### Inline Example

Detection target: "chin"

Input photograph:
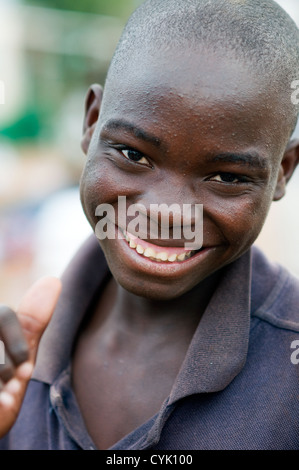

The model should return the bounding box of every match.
[113,268,203,301]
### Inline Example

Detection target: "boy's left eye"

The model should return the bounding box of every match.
[209,173,247,184]
[121,149,150,166]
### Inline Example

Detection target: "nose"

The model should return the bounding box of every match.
[134,184,202,230]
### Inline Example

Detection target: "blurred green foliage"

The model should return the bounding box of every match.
[0,111,40,141]
[1,0,142,144]
[23,0,141,17]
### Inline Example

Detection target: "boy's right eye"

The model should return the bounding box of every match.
[120,148,151,167]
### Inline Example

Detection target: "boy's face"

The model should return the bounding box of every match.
[80,48,299,300]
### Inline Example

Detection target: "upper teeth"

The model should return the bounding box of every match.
[124,231,192,262]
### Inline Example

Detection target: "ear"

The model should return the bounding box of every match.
[273,139,299,201]
[81,84,103,155]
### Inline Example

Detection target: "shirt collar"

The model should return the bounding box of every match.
[33,235,109,383]
[33,235,252,401]
[169,250,251,404]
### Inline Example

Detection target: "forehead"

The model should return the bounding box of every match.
[100,48,290,157]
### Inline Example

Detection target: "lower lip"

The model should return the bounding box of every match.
[113,226,218,278]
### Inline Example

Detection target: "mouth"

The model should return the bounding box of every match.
[102,223,221,282]
[121,229,202,263]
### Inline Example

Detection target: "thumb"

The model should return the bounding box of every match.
[17,277,62,363]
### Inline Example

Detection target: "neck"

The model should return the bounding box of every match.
[107,270,222,336]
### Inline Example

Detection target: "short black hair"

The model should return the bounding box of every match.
[106,0,299,135]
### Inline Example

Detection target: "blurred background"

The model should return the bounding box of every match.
[0,0,298,309]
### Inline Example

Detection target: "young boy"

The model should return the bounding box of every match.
[0,0,299,450]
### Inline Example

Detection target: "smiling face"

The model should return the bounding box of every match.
[80,47,297,300]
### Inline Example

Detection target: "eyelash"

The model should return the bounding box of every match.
[118,148,248,184]
[208,173,249,184]
[120,148,150,166]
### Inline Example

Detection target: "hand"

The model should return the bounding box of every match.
[0,277,61,439]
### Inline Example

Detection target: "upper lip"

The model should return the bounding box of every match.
[131,237,195,248]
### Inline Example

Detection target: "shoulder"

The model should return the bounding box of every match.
[251,245,299,332]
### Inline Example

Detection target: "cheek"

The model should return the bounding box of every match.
[210,191,273,249]
[80,159,125,227]
[80,160,111,230]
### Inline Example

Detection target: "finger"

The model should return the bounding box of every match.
[17,277,62,362]
[0,361,34,438]
[0,278,61,439]
[0,352,15,384]
[0,306,29,366]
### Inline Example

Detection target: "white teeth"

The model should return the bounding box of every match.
[124,231,193,263]
[156,252,168,261]
[129,239,137,249]
[136,245,144,255]
[144,248,156,258]
[177,251,192,261]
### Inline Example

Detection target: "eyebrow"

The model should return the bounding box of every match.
[102,120,269,170]
[102,119,162,147]
[212,152,269,170]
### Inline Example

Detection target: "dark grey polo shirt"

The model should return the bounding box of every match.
[0,235,299,450]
